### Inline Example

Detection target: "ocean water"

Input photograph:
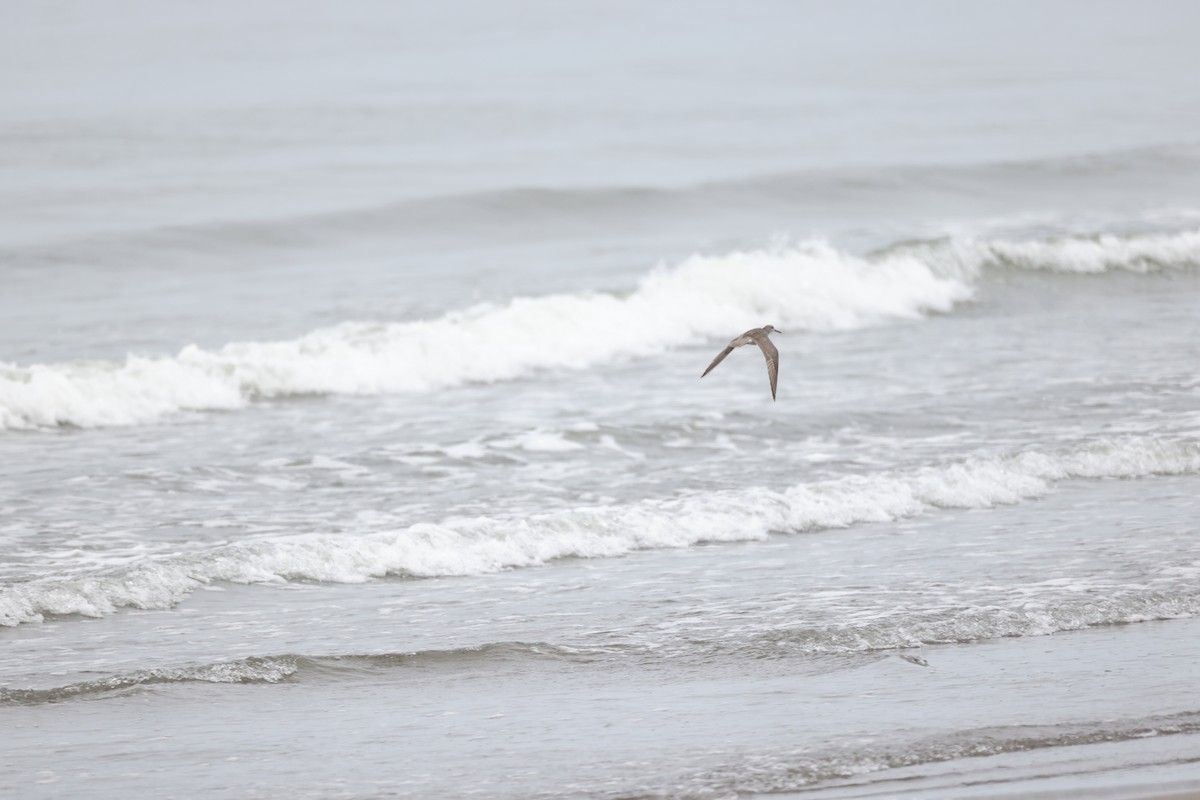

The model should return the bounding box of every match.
[4,2,1200,798]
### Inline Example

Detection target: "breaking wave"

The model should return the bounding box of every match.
[3,227,1198,431]
[3,434,1197,627]
[0,241,966,429]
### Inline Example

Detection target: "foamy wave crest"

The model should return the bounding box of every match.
[0,242,969,429]
[3,435,1197,627]
[914,228,1200,275]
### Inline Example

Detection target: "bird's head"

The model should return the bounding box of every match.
[763,325,782,334]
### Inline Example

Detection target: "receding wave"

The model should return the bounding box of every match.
[0,241,970,429]
[3,435,1197,627]
[682,711,1200,798]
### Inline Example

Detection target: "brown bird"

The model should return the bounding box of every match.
[700,325,782,400]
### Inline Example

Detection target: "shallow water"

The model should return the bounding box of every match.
[4,1,1200,798]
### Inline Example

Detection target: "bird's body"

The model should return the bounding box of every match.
[700,325,781,400]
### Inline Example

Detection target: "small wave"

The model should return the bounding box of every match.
[0,655,301,705]
[0,642,591,706]
[0,240,969,430]
[715,588,1200,659]
[901,228,1200,276]
[14,142,1200,260]
[3,435,1197,627]
[683,711,1200,798]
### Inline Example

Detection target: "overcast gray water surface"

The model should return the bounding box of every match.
[4,2,1200,798]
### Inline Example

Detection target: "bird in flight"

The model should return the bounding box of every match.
[700,325,782,400]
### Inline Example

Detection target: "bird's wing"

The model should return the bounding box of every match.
[755,336,779,400]
[701,346,735,378]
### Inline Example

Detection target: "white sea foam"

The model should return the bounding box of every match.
[494,430,584,453]
[0,241,967,430]
[2,435,1197,627]
[4,229,1196,431]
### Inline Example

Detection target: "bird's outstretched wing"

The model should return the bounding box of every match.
[701,346,735,378]
[755,336,779,400]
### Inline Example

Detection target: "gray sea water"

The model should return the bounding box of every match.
[4,2,1200,798]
